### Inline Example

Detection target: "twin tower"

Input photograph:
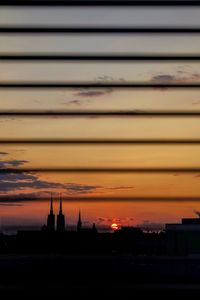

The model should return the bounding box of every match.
[47,194,83,232]
[47,194,66,232]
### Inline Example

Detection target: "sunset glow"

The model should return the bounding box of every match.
[111,223,119,230]
[0,5,200,233]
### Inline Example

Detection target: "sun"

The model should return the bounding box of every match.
[111,223,119,230]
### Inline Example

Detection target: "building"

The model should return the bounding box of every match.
[56,194,65,232]
[166,217,200,255]
[47,194,55,232]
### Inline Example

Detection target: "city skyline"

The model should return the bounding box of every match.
[1,194,200,234]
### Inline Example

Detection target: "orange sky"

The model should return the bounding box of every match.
[1,199,200,232]
[1,7,200,230]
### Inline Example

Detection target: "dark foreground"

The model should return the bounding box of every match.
[1,254,200,298]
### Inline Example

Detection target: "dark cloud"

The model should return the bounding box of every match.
[0,203,23,207]
[0,160,28,168]
[0,172,36,181]
[107,186,135,190]
[0,155,28,168]
[72,75,126,100]
[0,152,8,156]
[0,192,47,202]
[0,154,134,198]
[0,154,100,194]
[61,75,127,106]
[151,74,176,83]
[74,88,113,98]
[0,171,100,194]
[0,155,101,195]
[151,69,200,84]
[0,156,130,197]
[0,173,59,192]
[65,100,82,106]
[64,183,101,194]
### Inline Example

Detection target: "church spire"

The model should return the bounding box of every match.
[50,192,53,214]
[77,210,82,232]
[59,193,62,214]
[47,193,55,231]
[56,193,65,232]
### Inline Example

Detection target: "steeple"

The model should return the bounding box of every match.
[77,210,82,232]
[59,193,62,214]
[47,193,55,231]
[57,193,65,232]
[50,192,53,214]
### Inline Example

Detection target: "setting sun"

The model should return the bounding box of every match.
[111,223,119,230]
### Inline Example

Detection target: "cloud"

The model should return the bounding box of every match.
[0,154,28,168]
[0,154,100,194]
[0,155,133,197]
[0,203,23,207]
[64,183,101,194]
[0,160,28,168]
[0,192,47,202]
[97,217,113,224]
[61,75,127,106]
[192,100,200,105]
[71,75,126,101]
[95,75,125,82]
[150,67,200,84]
[96,217,134,225]
[0,155,98,195]
[74,88,113,98]
[0,152,8,156]
[65,100,82,106]
[0,171,101,194]
[107,186,135,190]
[0,173,58,192]
[0,153,135,198]
[151,74,176,83]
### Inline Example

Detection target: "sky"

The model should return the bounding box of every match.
[1,5,200,231]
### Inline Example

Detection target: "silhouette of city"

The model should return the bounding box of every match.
[1,195,200,297]
[0,194,200,257]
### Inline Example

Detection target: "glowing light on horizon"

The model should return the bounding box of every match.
[111,223,119,230]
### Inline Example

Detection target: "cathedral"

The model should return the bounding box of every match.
[46,194,96,233]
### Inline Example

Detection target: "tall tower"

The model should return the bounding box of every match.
[77,210,82,232]
[57,194,65,232]
[47,193,55,231]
